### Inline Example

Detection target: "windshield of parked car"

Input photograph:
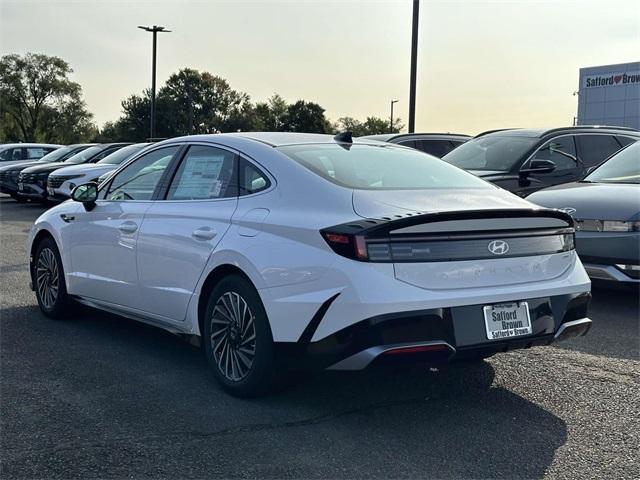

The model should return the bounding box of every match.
[63,146,103,164]
[97,143,148,165]
[33,146,78,163]
[585,141,639,184]
[443,135,538,171]
[277,144,492,190]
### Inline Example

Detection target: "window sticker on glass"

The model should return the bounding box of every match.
[171,154,225,199]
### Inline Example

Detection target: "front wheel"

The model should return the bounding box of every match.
[203,274,278,397]
[34,237,70,319]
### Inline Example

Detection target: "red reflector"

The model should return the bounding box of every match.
[325,233,350,244]
[383,344,448,355]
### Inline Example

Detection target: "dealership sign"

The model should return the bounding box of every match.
[584,71,640,88]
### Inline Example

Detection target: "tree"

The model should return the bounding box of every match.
[334,115,404,136]
[0,53,95,142]
[283,100,331,133]
[255,94,289,131]
[99,68,258,141]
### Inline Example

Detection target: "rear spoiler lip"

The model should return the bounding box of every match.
[323,208,575,238]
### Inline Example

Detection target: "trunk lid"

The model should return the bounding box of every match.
[352,188,532,219]
[348,189,575,289]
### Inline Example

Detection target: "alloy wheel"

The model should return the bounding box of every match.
[36,247,59,310]
[209,291,257,382]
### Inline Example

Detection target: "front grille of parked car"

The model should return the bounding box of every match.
[18,173,38,184]
[47,176,66,189]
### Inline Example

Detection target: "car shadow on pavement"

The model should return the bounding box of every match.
[1,304,568,479]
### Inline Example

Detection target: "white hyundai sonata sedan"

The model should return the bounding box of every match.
[27,132,592,396]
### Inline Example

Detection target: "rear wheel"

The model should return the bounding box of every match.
[34,237,70,319]
[203,274,278,397]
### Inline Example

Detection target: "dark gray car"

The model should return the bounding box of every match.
[527,141,639,285]
[359,133,470,157]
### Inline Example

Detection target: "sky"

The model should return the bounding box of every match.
[1,0,639,135]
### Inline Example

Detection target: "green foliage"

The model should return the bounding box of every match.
[334,115,404,136]
[283,100,331,133]
[0,53,95,143]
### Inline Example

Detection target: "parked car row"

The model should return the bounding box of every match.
[0,143,151,202]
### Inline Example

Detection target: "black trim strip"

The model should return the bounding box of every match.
[324,208,575,238]
[297,293,340,344]
[371,227,574,243]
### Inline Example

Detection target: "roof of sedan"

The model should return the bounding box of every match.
[176,132,385,147]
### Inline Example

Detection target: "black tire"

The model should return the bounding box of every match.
[33,237,70,319]
[10,194,26,203]
[203,274,278,397]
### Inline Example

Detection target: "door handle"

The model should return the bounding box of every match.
[118,221,138,234]
[192,227,217,240]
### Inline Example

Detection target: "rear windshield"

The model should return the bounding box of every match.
[443,135,538,171]
[277,144,492,190]
[97,143,148,165]
[586,141,639,184]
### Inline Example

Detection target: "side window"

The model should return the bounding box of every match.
[531,136,577,170]
[166,145,236,200]
[26,147,46,159]
[616,136,637,147]
[416,140,454,158]
[9,148,26,161]
[577,135,624,167]
[239,158,271,196]
[0,148,16,162]
[104,146,178,201]
[396,140,416,148]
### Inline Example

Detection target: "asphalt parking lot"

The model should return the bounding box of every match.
[1,195,638,479]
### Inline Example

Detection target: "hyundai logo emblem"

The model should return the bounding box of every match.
[559,207,576,215]
[488,240,509,255]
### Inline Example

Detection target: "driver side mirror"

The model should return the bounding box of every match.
[71,182,98,211]
[520,159,557,175]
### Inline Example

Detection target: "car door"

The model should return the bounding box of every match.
[66,146,179,308]
[135,144,238,321]
[518,136,581,195]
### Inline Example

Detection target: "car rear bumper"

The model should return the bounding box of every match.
[275,291,591,371]
[576,231,639,283]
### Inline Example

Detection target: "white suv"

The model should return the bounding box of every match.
[47,143,150,200]
[27,132,591,396]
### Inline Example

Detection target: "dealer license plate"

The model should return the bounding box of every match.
[483,302,532,340]
[18,182,24,191]
[47,187,55,196]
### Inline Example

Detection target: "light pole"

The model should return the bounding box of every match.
[390,99,399,133]
[408,0,419,133]
[138,25,171,140]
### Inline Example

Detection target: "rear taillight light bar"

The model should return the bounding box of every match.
[321,209,576,263]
